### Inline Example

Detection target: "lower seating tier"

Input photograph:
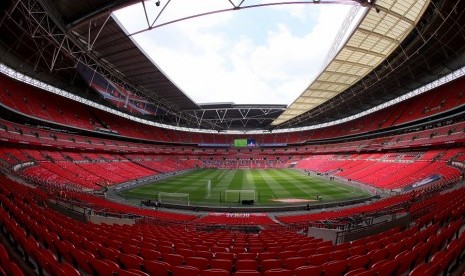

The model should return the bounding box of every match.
[1,175,465,276]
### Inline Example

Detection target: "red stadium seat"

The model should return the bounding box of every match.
[119,253,143,270]
[267,246,283,253]
[394,250,418,275]
[7,262,25,276]
[70,248,94,274]
[98,246,120,263]
[142,260,171,276]
[215,252,235,262]
[210,258,233,273]
[193,245,209,252]
[89,258,116,276]
[284,256,308,270]
[162,253,184,266]
[53,263,80,276]
[258,252,277,263]
[185,256,209,270]
[0,244,9,267]
[344,268,368,276]
[202,268,230,276]
[234,270,261,276]
[195,251,214,260]
[117,268,150,276]
[368,248,390,265]
[175,243,191,250]
[297,248,316,257]
[53,240,75,264]
[231,247,247,254]
[408,263,431,276]
[261,258,283,272]
[279,251,297,260]
[293,265,322,276]
[350,246,367,256]
[345,269,378,276]
[236,252,257,261]
[177,248,195,258]
[372,259,399,276]
[159,245,175,254]
[330,250,351,261]
[264,268,294,276]
[103,259,121,272]
[235,259,258,271]
[248,246,265,253]
[321,260,349,276]
[346,255,370,271]
[139,248,162,261]
[121,244,140,255]
[307,254,330,266]
[171,265,201,276]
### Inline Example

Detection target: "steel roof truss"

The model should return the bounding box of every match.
[238,109,250,119]
[87,14,111,51]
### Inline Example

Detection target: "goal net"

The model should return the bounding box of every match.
[224,190,256,203]
[157,192,190,205]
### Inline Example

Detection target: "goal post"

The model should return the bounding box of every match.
[157,192,190,205]
[224,190,256,203]
[207,179,211,198]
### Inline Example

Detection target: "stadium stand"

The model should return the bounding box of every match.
[1,175,465,275]
[3,0,465,275]
[294,150,463,189]
[3,72,465,145]
[2,125,463,276]
[276,193,412,224]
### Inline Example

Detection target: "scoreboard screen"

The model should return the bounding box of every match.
[234,138,256,147]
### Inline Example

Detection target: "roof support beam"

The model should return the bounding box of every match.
[87,13,111,51]
[314,79,351,86]
[297,95,337,101]
[322,70,364,78]
[332,59,373,70]
[356,28,399,44]
[345,45,386,59]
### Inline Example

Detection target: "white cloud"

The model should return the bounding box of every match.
[113,1,359,105]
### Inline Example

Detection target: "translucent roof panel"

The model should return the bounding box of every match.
[272,0,430,126]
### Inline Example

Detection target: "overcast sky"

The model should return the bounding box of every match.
[113,0,362,106]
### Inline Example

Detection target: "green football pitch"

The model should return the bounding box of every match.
[120,169,371,206]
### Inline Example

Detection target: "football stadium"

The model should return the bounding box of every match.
[1,0,465,275]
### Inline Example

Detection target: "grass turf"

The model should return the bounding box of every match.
[120,169,371,206]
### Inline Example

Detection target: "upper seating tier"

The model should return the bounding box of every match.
[2,72,465,144]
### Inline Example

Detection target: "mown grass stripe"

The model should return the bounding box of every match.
[121,168,370,205]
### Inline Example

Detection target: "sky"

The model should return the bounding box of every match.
[113,0,363,106]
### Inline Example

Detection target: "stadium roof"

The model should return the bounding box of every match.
[273,0,429,125]
[72,15,200,111]
[1,0,465,132]
[48,0,200,111]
